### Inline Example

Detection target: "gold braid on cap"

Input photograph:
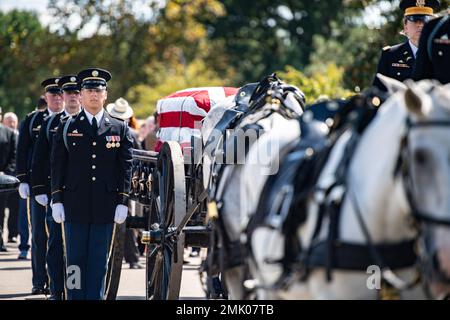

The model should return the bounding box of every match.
[405,7,434,16]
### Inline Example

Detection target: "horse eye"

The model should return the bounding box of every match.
[414,149,428,166]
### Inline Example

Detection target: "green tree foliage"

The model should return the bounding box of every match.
[277,64,353,105]
[0,10,58,118]
[204,0,348,83]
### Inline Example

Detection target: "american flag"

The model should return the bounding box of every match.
[155,87,238,152]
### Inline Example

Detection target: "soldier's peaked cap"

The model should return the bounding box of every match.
[59,75,80,92]
[78,68,111,90]
[41,77,62,94]
[400,0,440,16]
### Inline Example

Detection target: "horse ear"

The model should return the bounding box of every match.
[377,73,406,93]
[404,81,428,117]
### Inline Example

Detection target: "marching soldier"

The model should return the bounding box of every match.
[373,0,440,91]
[30,75,82,300]
[412,10,450,84]
[50,68,133,300]
[16,77,64,295]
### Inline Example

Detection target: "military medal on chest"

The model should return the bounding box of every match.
[106,135,121,148]
[106,136,112,148]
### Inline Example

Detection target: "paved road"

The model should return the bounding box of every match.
[0,241,206,300]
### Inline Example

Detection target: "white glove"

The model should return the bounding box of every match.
[18,183,30,199]
[51,203,65,224]
[114,204,128,224]
[35,194,48,207]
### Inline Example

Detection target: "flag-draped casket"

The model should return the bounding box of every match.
[155,87,238,152]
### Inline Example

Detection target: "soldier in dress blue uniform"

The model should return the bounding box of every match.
[50,68,133,300]
[30,75,82,300]
[412,10,450,84]
[373,0,440,91]
[16,77,64,295]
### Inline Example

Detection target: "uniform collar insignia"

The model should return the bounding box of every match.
[441,34,449,40]
[72,129,78,133]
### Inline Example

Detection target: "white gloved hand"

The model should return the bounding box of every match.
[114,204,128,224]
[35,194,48,207]
[18,183,30,199]
[51,203,65,224]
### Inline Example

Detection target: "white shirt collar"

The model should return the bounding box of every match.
[409,41,418,58]
[84,108,104,125]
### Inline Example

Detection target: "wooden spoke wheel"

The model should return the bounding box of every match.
[146,142,186,300]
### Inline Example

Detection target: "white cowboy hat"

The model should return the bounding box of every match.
[106,97,134,120]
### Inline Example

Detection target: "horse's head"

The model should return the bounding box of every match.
[381,74,450,298]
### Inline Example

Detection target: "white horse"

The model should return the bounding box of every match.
[201,77,305,299]
[242,77,450,299]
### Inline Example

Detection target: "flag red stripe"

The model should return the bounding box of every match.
[159,112,205,129]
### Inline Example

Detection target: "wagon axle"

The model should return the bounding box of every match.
[141,227,178,245]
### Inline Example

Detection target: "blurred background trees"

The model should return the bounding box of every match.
[1,0,449,119]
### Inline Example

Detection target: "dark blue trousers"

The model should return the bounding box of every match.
[46,206,65,296]
[18,198,30,252]
[64,222,114,300]
[30,200,65,295]
[30,199,48,289]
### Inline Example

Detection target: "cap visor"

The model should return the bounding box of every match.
[82,84,106,90]
[62,86,80,92]
[46,88,62,94]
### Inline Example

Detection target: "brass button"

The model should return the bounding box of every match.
[397,72,401,76]
[92,142,97,146]
[92,177,96,181]
[438,51,443,56]
[92,154,96,159]
[92,165,96,170]
[73,143,76,146]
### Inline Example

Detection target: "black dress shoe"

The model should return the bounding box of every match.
[48,294,63,300]
[31,287,50,295]
[31,287,45,295]
[129,262,144,269]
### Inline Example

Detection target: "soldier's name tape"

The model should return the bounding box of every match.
[391,63,410,68]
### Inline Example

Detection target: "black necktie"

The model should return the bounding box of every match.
[92,117,98,136]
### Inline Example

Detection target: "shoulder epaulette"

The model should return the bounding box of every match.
[383,46,391,51]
